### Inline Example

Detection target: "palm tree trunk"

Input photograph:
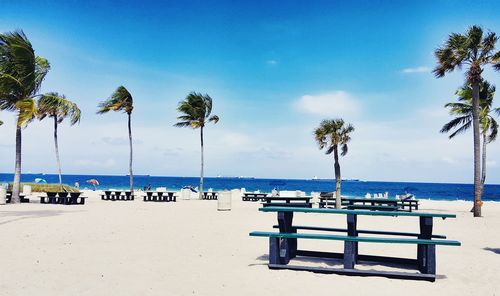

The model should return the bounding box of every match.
[11,125,22,204]
[54,116,63,191]
[128,113,134,194]
[333,145,341,209]
[471,82,482,217]
[481,132,487,185]
[199,126,204,200]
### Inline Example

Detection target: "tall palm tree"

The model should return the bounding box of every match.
[0,30,50,203]
[97,86,134,193]
[314,119,354,209]
[434,25,500,217]
[441,80,499,188]
[174,92,219,199]
[38,93,81,190]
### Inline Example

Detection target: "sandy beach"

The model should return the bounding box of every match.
[0,191,499,296]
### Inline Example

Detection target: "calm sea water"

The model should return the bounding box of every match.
[1,173,499,201]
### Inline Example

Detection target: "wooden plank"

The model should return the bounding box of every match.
[268,264,436,282]
[249,231,461,246]
[259,206,456,218]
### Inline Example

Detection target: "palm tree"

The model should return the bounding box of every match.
[174,92,219,199]
[434,25,500,217]
[314,119,354,209]
[441,80,499,189]
[0,30,50,203]
[38,93,81,190]
[97,86,134,193]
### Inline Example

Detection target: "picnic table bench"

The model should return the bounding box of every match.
[40,192,87,205]
[319,197,419,212]
[143,191,176,202]
[262,196,312,208]
[101,191,135,201]
[242,193,268,202]
[5,191,29,203]
[202,192,218,200]
[250,206,460,281]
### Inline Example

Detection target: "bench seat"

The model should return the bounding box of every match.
[249,231,460,246]
[272,225,447,239]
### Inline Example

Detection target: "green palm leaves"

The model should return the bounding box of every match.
[314,119,354,156]
[38,92,81,124]
[434,25,500,82]
[174,92,219,128]
[441,81,498,142]
[97,86,133,115]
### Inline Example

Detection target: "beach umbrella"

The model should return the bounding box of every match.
[34,178,47,184]
[86,179,99,191]
[86,179,99,186]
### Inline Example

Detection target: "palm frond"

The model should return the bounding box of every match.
[175,92,219,129]
[38,92,81,125]
[97,86,133,114]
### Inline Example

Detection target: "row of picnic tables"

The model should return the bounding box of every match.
[242,193,419,212]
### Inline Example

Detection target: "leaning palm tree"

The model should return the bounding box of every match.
[38,93,81,190]
[434,25,500,217]
[0,30,50,203]
[97,86,134,193]
[441,80,499,188]
[314,119,354,209]
[174,92,219,199]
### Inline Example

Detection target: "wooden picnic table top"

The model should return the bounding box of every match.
[259,206,456,219]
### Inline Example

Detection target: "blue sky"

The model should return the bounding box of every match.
[1,1,500,183]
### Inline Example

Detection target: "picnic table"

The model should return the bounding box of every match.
[40,192,87,205]
[319,197,419,212]
[101,190,135,201]
[263,196,312,208]
[5,191,29,203]
[250,206,460,281]
[143,191,176,202]
[202,192,218,200]
[242,192,268,202]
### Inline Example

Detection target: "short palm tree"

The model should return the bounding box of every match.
[434,25,500,217]
[174,92,219,199]
[97,86,134,193]
[314,119,354,209]
[0,30,50,203]
[38,93,81,190]
[441,80,499,187]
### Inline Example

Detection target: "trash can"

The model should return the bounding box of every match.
[311,192,320,208]
[0,188,6,205]
[218,190,231,211]
[23,185,32,195]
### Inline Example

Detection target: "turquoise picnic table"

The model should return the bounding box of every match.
[250,206,460,281]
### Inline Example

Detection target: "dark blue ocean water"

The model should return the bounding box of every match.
[1,173,499,201]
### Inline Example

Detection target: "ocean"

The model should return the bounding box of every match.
[1,173,499,201]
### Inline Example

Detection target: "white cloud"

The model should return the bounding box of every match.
[294,91,361,118]
[401,66,431,74]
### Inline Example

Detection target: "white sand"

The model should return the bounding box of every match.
[0,191,499,296]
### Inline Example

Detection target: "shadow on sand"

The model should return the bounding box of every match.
[0,210,82,226]
[484,247,500,255]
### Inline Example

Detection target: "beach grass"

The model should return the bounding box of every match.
[7,182,78,192]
